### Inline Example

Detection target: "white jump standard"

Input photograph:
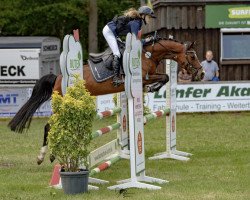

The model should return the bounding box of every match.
[108,33,168,190]
[149,60,192,161]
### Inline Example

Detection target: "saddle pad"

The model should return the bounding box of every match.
[88,59,114,82]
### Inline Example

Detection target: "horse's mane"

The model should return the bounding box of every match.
[143,36,195,52]
[143,37,184,47]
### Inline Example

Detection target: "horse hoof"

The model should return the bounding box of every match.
[50,155,56,163]
[145,86,152,93]
[37,158,43,165]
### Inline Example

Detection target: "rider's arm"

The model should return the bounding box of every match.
[129,20,153,44]
[129,20,142,38]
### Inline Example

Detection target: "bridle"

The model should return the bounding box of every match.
[142,39,203,80]
[185,50,203,80]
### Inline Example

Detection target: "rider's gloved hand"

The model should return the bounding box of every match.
[144,36,154,43]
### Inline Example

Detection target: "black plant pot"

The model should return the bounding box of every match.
[60,170,89,194]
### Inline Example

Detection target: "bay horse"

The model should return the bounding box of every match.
[8,38,204,164]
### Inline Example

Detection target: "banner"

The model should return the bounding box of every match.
[146,82,250,112]
[0,87,52,117]
[206,5,250,28]
[97,82,250,113]
[0,49,40,84]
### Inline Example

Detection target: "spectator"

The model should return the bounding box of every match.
[178,68,192,83]
[201,50,219,81]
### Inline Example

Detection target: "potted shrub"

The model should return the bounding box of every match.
[48,76,96,194]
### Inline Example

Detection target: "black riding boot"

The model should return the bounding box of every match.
[112,56,123,87]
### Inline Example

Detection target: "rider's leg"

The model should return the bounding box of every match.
[112,55,124,87]
[103,25,123,86]
[102,25,121,58]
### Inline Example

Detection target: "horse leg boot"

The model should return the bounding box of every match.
[145,82,164,93]
[112,55,123,87]
[143,74,169,92]
[37,123,50,165]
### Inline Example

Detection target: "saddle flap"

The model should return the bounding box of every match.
[89,48,113,63]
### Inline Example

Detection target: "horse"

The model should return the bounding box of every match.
[8,37,204,164]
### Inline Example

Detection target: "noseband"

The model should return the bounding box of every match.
[185,50,203,80]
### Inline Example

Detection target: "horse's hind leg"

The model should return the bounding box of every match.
[37,123,50,165]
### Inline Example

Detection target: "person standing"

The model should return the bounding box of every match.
[201,50,219,81]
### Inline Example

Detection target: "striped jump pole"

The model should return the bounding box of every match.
[91,122,121,139]
[96,107,122,119]
[89,155,121,177]
[144,108,170,124]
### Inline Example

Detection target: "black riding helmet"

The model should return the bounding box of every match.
[138,6,156,18]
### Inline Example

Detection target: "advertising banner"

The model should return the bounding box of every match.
[206,5,250,28]
[97,82,250,113]
[0,87,52,117]
[0,49,40,84]
[96,94,115,112]
[146,82,250,112]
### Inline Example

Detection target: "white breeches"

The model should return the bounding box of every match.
[102,25,121,58]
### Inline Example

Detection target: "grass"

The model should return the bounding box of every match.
[0,112,249,200]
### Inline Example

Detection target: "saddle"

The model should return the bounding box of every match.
[88,40,125,82]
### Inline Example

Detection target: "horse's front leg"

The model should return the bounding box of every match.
[143,74,169,93]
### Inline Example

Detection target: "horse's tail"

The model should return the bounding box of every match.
[8,74,57,133]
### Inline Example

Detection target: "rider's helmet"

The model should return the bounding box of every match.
[138,6,156,18]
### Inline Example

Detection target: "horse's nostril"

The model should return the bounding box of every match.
[201,72,205,79]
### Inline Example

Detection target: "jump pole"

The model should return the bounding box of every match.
[108,33,168,190]
[148,59,192,161]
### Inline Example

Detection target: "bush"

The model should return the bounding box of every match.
[48,76,96,172]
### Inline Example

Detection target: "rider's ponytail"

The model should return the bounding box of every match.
[123,8,140,19]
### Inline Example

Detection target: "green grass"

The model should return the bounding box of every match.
[0,112,250,200]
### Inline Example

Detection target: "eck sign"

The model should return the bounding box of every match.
[0,49,40,84]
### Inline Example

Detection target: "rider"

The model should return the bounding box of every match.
[102,6,156,87]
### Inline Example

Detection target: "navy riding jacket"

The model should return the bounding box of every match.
[107,19,142,38]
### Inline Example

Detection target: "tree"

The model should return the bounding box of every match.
[88,0,98,53]
[0,0,140,58]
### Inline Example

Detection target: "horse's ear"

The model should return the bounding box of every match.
[189,41,196,49]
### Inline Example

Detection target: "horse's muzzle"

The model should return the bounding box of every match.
[194,69,205,81]
[200,70,205,80]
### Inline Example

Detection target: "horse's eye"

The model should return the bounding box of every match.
[191,55,195,60]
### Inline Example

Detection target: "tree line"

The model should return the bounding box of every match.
[0,0,140,60]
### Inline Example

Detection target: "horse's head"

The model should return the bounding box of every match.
[180,41,205,81]
[143,37,204,81]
